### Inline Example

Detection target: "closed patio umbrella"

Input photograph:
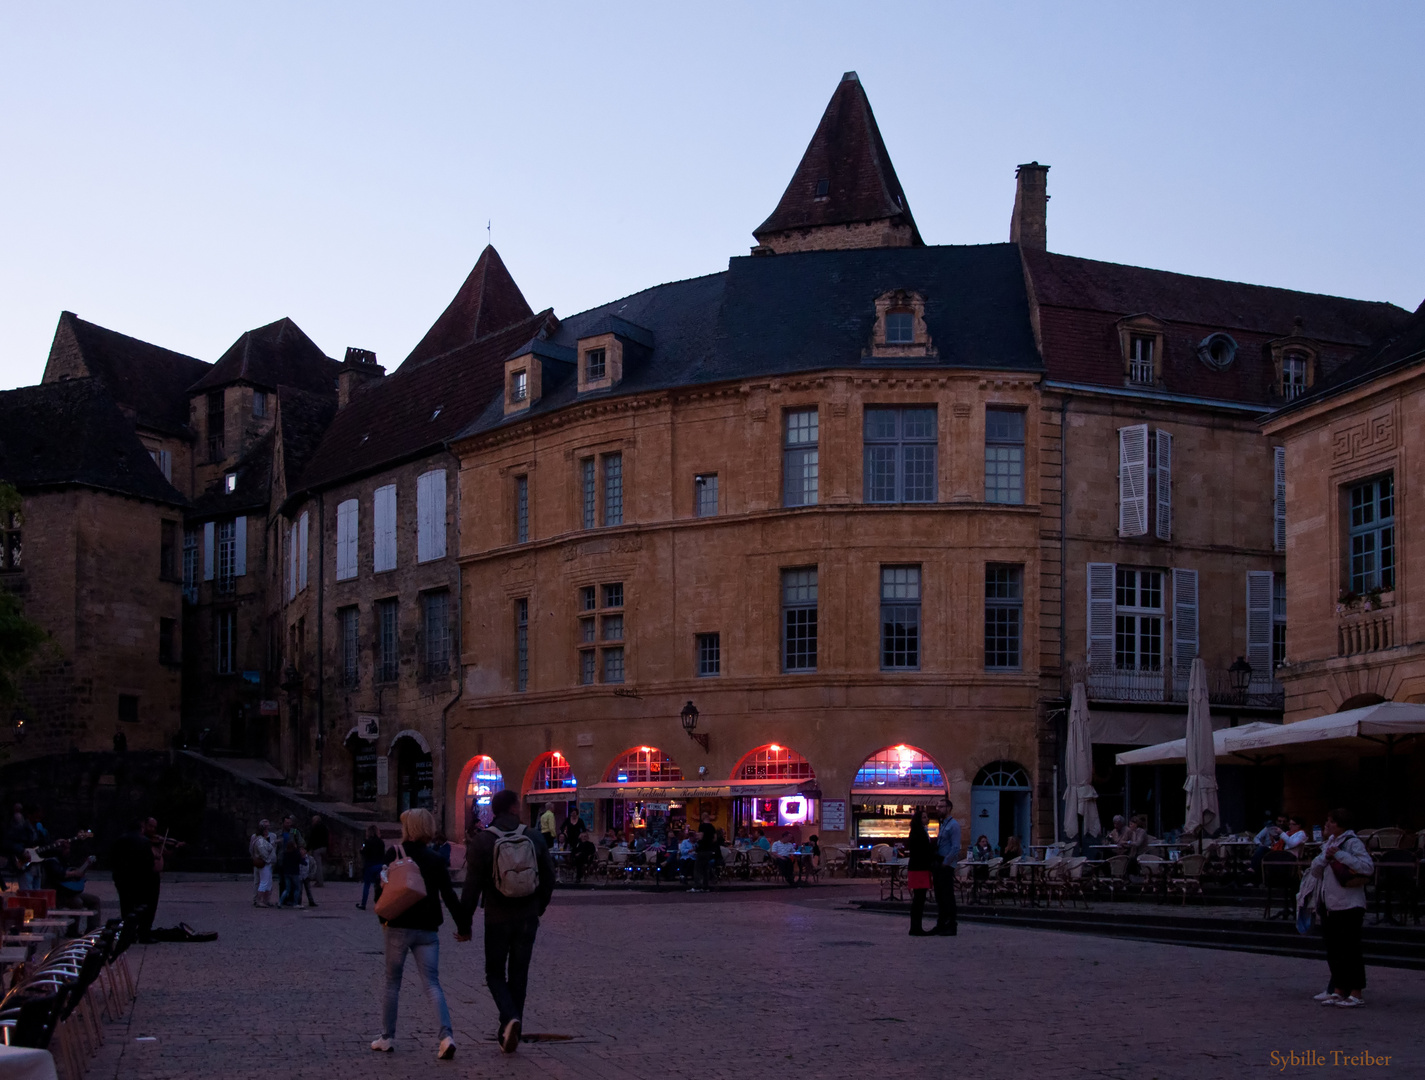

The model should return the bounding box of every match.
[1062,681,1101,839]
[1182,657,1218,842]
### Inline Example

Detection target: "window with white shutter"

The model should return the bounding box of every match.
[149,448,172,482]
[1245,570,1274,683]
[417,470,447,563]
[1118,425,1149,537]
[286,523,297,601]
[374,484,397,572]
[1154,429,1172,540]
[234,515,247,577]
[1086,562,1116,675]
[203,522,215,581]
[297,511,309,590]
[336,499,358,581]
[1171,568,1199,687]
[1273,447,1286,553]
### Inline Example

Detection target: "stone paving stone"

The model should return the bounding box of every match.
[83,880,1422,1079]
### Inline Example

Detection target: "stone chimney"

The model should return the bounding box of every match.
[1010,162,1049,251]
[338,347,384,408]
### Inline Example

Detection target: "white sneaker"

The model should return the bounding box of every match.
[1334,996,1366,1008]
[1312,991,1338,1002]
[371,1036,394,1052]
[437,1036,456,1060]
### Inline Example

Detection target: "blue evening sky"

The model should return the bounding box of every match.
[1,3,1421,388]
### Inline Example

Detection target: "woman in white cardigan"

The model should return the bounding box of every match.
[1308,808,1374,1007]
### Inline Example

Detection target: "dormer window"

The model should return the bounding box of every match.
[1116,314,1165,386]
[1268,335,1317,400]
[586,349,606,381]
[815,178,830,198]
[1128,335,1155,385]
[511,371,528,403]
[1197,333,1238,370]
[1282,351,1309,399]
[224,472,237,494]
[885,311,914,344]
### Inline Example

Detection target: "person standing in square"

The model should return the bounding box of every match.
[931,799,961,936]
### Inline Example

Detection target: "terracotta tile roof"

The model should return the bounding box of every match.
[754,72,921,244]
[0,378,185,505]
[1024,249,1410,405]
[298,310,554,491]
[43,311,210,436]
[189,317,341,396]
[401,246,535,368]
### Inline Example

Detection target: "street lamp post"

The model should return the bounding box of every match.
[681,700,709,753]
[1229,656,1253,705]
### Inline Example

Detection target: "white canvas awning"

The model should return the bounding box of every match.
[1116,722,1279,766]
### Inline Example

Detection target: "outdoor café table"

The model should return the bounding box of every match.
[844,847,873,878]
[878,859,909,902]
[3,932,47,957]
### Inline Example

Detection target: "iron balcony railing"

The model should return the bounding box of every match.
[1066,663,1284,710]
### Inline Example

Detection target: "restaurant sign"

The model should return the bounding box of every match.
[821,800,846,832]
[259,700,280,716]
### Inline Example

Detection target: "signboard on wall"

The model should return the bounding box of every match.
[259,700,279,716]
[821,800,847,832]
[579,802,596,832]
[376,755,389,796]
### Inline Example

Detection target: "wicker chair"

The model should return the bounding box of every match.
[1099,854,1131,900]
[1370,827,1406,851]
[1167,854,1207,904]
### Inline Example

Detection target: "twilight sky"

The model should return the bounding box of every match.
[1,3,1422,389]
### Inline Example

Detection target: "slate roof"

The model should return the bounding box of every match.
[275,387,338,492]
[44,311,210,436]
[190,317,341,396]
[755,72,921,244]
[402,246,535,368]
[1273,296,1425,415]
[298,309,555,492]
[189,429,274,518]
[1024,249,1411,405]
[0,379,185,505]
[462,242,1042,438]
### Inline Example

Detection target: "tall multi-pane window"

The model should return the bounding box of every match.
[985,408,1026,504]
[864,408,937,503]
[601,582,624,682]
[423,591,450,677]
[515,598,529,692]
[984,565,1024,669]
[376,599,399,683]
[1282,352,1309,399]
[602,647,625,684]
[215,610,236,674]
[182,528,198,603]
[880,566,921,670]
[696,632,721,677]
[783,410,819,507]
[216,520,236,595]
[207,390,225,462]
[695,474,718,518]
[603,453,623,526]
[1272,573,1287,672]
[581,459,596,529]
[339,606,359,688]
[1128,335,1155,384]
[579,650,596,686]
[515,475,529,544]
[1348,475,1394,593]
[781,568,818,672]
[585,348,606,381]
[1115,568,1164,672]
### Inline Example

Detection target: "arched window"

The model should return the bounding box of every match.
[973,761,1031,789]
[735,744,815,782]
[606,747,682,784]
[853,745,944,789]
[465,755,504,804]
[533,751,578,791]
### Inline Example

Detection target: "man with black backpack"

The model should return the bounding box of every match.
[460,789,554,1054]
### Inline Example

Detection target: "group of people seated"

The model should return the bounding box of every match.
[1249,813,1311,873]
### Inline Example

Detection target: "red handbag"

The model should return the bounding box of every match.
[907,870,932,890]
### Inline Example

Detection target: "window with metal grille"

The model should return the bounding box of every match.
[515,598,529,692]
[984,408,1026,504]
[376,599,399,683]
[535,751,577,790]
[339,606,359,688]
[215,610,236,674]
[1128,335,1155,384]
[863,408,937,503]
[880,566,921,670]
[884,310,914,344]
[216,520,236,595]
[580,458,596,529]
[1348,475,1394,593]
[602,646,625,684]
[1282,352,1309,399]
[783,409,819,507]
[695,474,718,517]
[1114,567,1163,672]
[585,348,606,381]
[984,564,1023,669]
[602,453,623,526]
[511,369,528,402]
[782,568,818,672]
[606,747,683,783]
[853,745,943,789]
[1272,573,1286,671]
[696,632,720,677]
[737,744,814,780]
[207,390,225,462]
[515,475,529,543]
[423,591,450,678]
[182,529,197,602]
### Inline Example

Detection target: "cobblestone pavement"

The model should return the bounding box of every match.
[85,880,1422,1079]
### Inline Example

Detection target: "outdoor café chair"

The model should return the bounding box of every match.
[1260,851,1301,919]
[1371,850,1420,926]
[746,847,770,880]
[1167,854,1206,904]
[1098,855,1131,900]
[822,849,847,878]
[1370,827,1406,852]
[1137,855,1169,902]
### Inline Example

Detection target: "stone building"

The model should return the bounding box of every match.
[1262,299,1425,825]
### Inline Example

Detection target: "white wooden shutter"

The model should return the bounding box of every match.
[1273,446,1286,553]
[298,511,309,590]
[1118,424,1149,537]
[150,448,172,482]
[203,521,215,581]
[1087,562,1116,674]
[1154,429,1172,540]
[416,469,447,563]
[286,525,296,601]
[1246,571,1274,680]
[1172,568,1199,684]
[234,515,247,577]
[336,499,358,581]
[374,484,397,572]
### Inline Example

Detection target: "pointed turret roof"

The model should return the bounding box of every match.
[402,245,534,368]
[754,72,922,246]
[189,317,340,396]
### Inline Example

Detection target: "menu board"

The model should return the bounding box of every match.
[821,800,846,832]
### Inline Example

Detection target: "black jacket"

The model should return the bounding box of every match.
[379,840,471,935]
[360,837,386,869]
[907,818,935,873]
[461,815,555,924]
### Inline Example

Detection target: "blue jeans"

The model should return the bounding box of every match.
[279,872,300,906]
[381,926,452,1040]
[484,916,539,1026]
[360,864,383,907]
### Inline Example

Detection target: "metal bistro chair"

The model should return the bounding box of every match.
[1260,851,1302,920]
[1370,827,1406,852]
[746,847,770,881]
[1098,855,1131,901]
[1137,855,1169,902]
[1371,850,1421,926]
[1168,854,1207,904]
